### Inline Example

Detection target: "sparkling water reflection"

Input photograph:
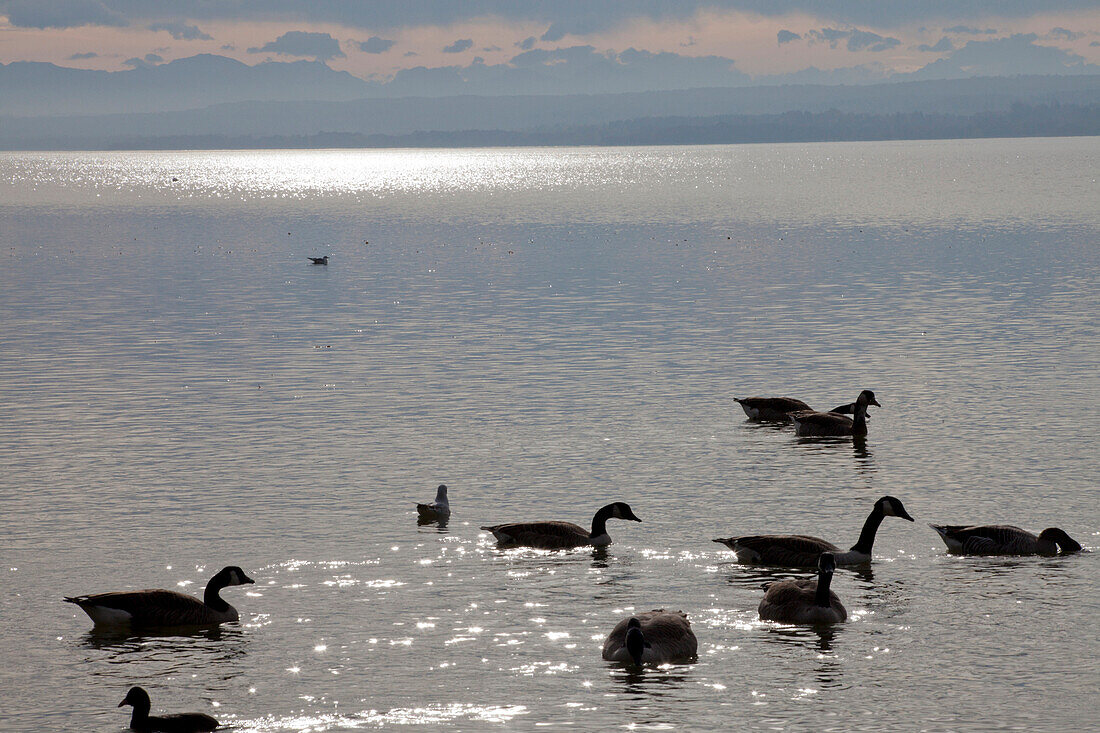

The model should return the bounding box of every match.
[0,140,1097,730]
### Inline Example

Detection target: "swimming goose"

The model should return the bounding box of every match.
[602,610,698,666]
[480,502,641,549]
[788,389,880,437]
[929,524,1082,556]
[65,566,254,628]
[713,495,914,566]
[307,256,329,265]
[758,553,847,624]
[118,686,219,732]
[416,484,451,521]
[734,396,856,422]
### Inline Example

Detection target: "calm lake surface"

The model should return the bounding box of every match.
[1,139,1098,731]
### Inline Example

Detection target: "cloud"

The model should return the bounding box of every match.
[944,25,997,35]
[248,31,345,61]
[1,0,126,29]
[808,28,900,52]
[68,51,99,60]
[149,21,212,41]
[1048,27,1084,41]
[1092,41,1100,47]
[777,30,801,45]
[443,38,474,53]
[916,37,954,53]
[123,53,164,69]
[354,36,395,54]
[221,44,236,51]
[516,36,537,50]
[540,24,568,42]
[910,32,1099,79]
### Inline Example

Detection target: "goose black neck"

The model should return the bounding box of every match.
[129,700,150,729]
[849,505,885,555]
[204,577,230,612]
[625,627,646,665]
[814,570,834,608]
[590,505,615,538]
[851,401,869,435]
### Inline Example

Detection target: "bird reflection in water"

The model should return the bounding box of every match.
[609,663,693,698]
[418,515,450,531]
[79,625,249,674]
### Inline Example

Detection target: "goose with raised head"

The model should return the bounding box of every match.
[602,610,698,666]
[65,566,254,628]
[929,524,1082,556]
[788,389,880,437]
[759,553,847,624]
[417,484,451,521]
[734,396,856,423]
[713,495,914,567]
[118,686,219,732]
[480,502,642,550]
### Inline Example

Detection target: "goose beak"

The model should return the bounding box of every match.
[242,574,255,584]
[118,699,128,708]
[870,397,881,407]
[898,507,914,522]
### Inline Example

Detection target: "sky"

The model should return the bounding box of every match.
[1,1,1098,87]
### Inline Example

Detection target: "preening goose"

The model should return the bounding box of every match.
[734,397,856,423]
[758,553,847,624]
[929,524,1082,556]
[417,484,451,521]
[118,686,219,732]
[713,495,914,566]
[480,502,642,550]
[788,389,880,437]
[307,256,329,265]
[65,566,254,628]
[602,610,698,666]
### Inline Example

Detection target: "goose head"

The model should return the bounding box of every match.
[876,496,914,522]
[624,618,647,666]
[610,502,642,522]
[856,390,881,408]
[818,552,837,575]
[119,686,151,710]
[214,566,255,587]
[1038,528,1082,553]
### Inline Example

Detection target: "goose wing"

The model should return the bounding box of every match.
[480,521,589,549]
[735,397,811,421]
[65,589,224,627]
[149,712,220,732]
[717,534,839,566]
[789,410,854,436]
[930,524,1037,555]
[759,579,846,623]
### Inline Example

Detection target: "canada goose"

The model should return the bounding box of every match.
[307,256,329,265]
[788,389,880,437]
[602,610,698,666]
[65,566,254,628]
[480,502,641,550]
[929,524,1082,556]
[416,484,451,521]
[758,553,847,624]
[714,495,914,566]
[734,396,856,422]
[118,686,219,732]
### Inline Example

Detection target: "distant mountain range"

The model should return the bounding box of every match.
[1,54,1098,150]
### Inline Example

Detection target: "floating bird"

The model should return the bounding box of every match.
[118,686,219,732]
[788,389,880,437]
[928,524,1082,556]
[65,566,254,628]
[601,610,698,666]
[758,552,847,624]
[481,502,641,550]
[734,396,855,422]
[714,495,914,566]
[307,256,329,265]
[417,484,451,521]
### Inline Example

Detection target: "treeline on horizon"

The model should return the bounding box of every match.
[19,102,1100,151]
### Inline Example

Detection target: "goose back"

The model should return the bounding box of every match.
[480,520,590,549]
[601,610,698,664]
[713,534,839,566]
[735,397,811,422]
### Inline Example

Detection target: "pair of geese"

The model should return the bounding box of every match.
[735,389,879,436]
[67,497,1081,730]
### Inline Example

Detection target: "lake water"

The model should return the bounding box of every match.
[1,139,1098,731]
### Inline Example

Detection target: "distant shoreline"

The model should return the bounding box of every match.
[2,103,1097,152]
